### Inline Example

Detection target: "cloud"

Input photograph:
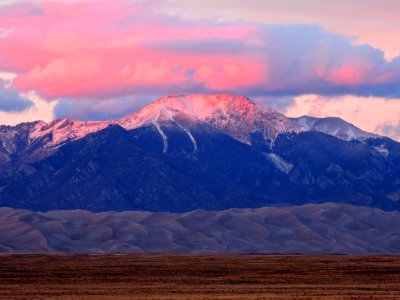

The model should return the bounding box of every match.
[0,0,20,5]
[0,91,57,125]
[54,95,155,120]
[0,72,33,112]
[0,88,33,112]
[376,123,400,141]
[254,96,295,113]
[165,0,400,60]
[0,0,398,101]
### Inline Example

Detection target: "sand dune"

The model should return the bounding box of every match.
[0,203,399,254]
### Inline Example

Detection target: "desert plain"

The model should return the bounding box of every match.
[0,254,400,299]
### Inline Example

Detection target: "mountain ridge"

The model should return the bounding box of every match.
[1,94,398,213]
[0,94,382,153]
[290,115,378,141]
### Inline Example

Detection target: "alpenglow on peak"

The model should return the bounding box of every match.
[119,94,303,143]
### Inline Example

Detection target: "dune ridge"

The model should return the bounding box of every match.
[1,203,399,254]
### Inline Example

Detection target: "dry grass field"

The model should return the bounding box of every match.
[0,254,400,299]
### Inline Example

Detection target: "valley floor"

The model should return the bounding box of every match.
[0,254,400,299]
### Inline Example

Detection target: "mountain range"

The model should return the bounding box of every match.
[1,94,399,212]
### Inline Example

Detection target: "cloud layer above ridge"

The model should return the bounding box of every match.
[0,0,399,101]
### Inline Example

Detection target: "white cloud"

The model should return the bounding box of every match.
[0,71,15,88]
[0,91,57,125]
[0,71,56,124]
[0,0,21,5]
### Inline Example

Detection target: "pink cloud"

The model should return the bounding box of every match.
[194,61,266,90]
[327,63,371,86]
[0,0,399,101]
[0,1,265,98]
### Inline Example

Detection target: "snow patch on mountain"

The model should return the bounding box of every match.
[152,120,168,153]
[374,144,389,157]
[266,153,293,173]
[173,119,198,152]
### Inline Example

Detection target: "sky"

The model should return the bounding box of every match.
[0,0,400,140]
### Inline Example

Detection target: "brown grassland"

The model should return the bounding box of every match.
[0,254,399,299]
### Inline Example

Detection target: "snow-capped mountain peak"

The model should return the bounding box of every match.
[29,118,112,148]
[291,116,378,141]
[119,94,303,143]
[119,94,256,126]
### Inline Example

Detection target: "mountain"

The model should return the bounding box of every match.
[0,94,301,176]
[291,115,378,141]
[1,94,400,212]
[0,94,379,165]
[1,203,399,254]
[118,94,303,145]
